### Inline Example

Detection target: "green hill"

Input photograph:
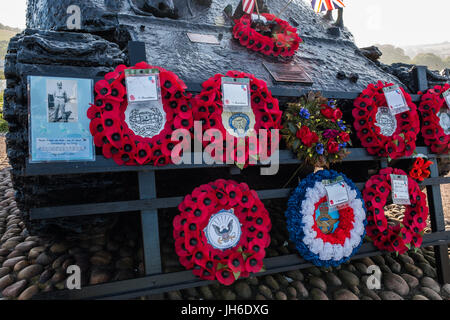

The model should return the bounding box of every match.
[0,23,22,61]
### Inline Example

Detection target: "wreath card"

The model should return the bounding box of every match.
[28,76,95,163]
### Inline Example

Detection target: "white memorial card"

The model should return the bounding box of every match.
[391,174,411,205]
[383,85,409,115]
[323,176,349,208]
[222,77,250,112]
[443,88,450,108]
[125,69,159,102]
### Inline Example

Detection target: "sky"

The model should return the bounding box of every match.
[0,0,449,48]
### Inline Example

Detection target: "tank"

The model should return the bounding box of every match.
[4,0,450,235]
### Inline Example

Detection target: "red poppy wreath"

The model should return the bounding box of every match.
[363,168,429,254]
[87,62,193,166]
[173,179,271,285]
[418,84,450,154]
[353,81,420,160]
[232,13,302,58]
[193,70,282,168]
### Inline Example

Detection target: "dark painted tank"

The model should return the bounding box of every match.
[4,0,450,234]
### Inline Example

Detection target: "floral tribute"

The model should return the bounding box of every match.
[232,13,302,58]
[409,157,433,182]
[285,170,367,267]
[418,84,450,154]
[173,179,271,285]
[282,92,352,167]
[363,167,429,254]
[193,70,282,168]
[353,81,420,160]
[87,62,193,166]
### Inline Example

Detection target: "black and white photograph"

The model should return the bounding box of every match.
[46,78,78,123]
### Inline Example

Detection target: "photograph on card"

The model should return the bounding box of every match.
[47,78,78,123]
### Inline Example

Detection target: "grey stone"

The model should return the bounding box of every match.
[221,288,236,300]
[441,284,450,300]
[255,294,266,300]
[338,270,360,287]
[6,250,23,259]
[420,287,443,300]
[15,241,37,252]
[36,252,53,266]
[310,288,328,300]
[234,281,252,299]
[412,295,428,300]
[13,260,29,272]
[401,273,419,289]
[258,285,273,300]
[420,276,440,293]
[264,275,280,291]
[50,270,66,284]
[90,251,112,266]
[361,296,373,300]
[89,268,110,285]
[404,263,423,278]
[334,288,359,300]
[382,273,409,296]
[18,284,39,300]
[0,267,10,278]
[199,286,214,300]
[418,263,437,278]
[167,290,183,300]
[17,264,44,280]
[50,242,69,254]
[286,286,297,299]
[309,276,327,291]
[379,291,404,300]
[398,254,414,265]
[291,281,308,298]
[2,280,27,298]
[372,255,385,265]
[275,291,287,300]
[306,267,322,277]
[324,272,342,287]
[39,269,54,284]
[2,256,26,268]
[285,270,304,281]
[354,262,368,275]
[28,246,45,259]
[0,275,14,291]
[360,286,381,300]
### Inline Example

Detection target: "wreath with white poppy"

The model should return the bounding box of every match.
[418,84,450,154]
[193,70,282,168]
[87,62,194,166]
[173,179,271,285]
[285,170,367,267]
[352,81,420,160]
[233,13,302,58]
[363,167,429,254]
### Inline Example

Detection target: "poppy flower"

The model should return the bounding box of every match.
[327,140,340,154]
[244,256,263,273]
[228,252,245,273]
[94,80,112,98]
[216,268,235,286]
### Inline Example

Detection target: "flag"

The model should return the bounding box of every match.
[311,0,345,13]
[242,0,256,14]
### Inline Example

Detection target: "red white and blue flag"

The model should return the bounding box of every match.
[311,0,345,13]
[242,0,256,14]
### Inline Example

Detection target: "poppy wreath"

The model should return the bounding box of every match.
[353,81,420,160]
[282,92,352,168]
[418,84,450,154]
[363,167,429,254]
[193,70,282,168]
[409,157,433,182]
[285,170,367,267]
[87,62,194,166]
[173,179,271,285]
[232,13,302,58]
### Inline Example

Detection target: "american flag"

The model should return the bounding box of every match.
[242,0,256,14]
[311,0,345,13]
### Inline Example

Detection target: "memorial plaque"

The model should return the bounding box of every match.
[263,61,313,84]
[187,32,220,45]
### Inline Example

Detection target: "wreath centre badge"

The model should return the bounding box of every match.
[204,209,242,250]
[375,106,397,137]
[221,77,256,138]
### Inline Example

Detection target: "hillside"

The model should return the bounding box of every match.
[403,42,450,59]
[0,23,22,61]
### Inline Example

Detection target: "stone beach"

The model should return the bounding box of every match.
[0,162,448,300]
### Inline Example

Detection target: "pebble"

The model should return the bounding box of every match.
[13,260,29,272]
[354,262,368,275]
[1,240,19,250]
[285,270,304,281]
[306,267,322,277]
[398,254,414,265]
[264,275,280,291]
[255,294,266,300]
[382,273,409,296]
[258,285,273,300]
[17,264,44,280]
[404,263,423,278]
[379,290,404,300]
[334,289,359,300]
[28,246,45,260]
[360,286,381,300]
[324,272,342,287]
[310,288,328,300]
[234,281,252,299]
[286,286,297,299]
[221,288,236,300]
[89,268,110,285]
[338,270,359,287]
[441,284,450,300]
[400,273,419,289]
[112,269,134,282]
[167,290,182,300]
[275,291,287,300]
[39,269,54,284]
[36,252,53,266]
[418,263,437,278]
[2,279,27,298]
[115,257,133,269]
[0,274,14,291]
[291,280,308,298]
[420,276,441,293]
[420,287,443,300]
[371,255,385,265]
[18,284,39,300]
[50,243,69,254]
[199,286,214,300]
[0,267,9,278]
[2,256,26,268]
[90,251,112,266]
[15,241,37,252]
[412,295,428,300]
[50,270,66,284]
[7,250,23,259]
[309,276,327,291]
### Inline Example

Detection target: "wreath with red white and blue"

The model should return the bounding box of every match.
[173,179,271,285]
[87,62,194,166]
[285,170,367,267]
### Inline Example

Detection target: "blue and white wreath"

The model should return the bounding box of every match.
[285,170,367,267]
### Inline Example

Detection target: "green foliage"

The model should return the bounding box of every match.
[377,44,412,65]
[0,90,7,133]
[411,53,448,71]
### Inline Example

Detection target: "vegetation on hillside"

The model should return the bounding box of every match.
[0,91,7,133]
[376,44,450,71]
